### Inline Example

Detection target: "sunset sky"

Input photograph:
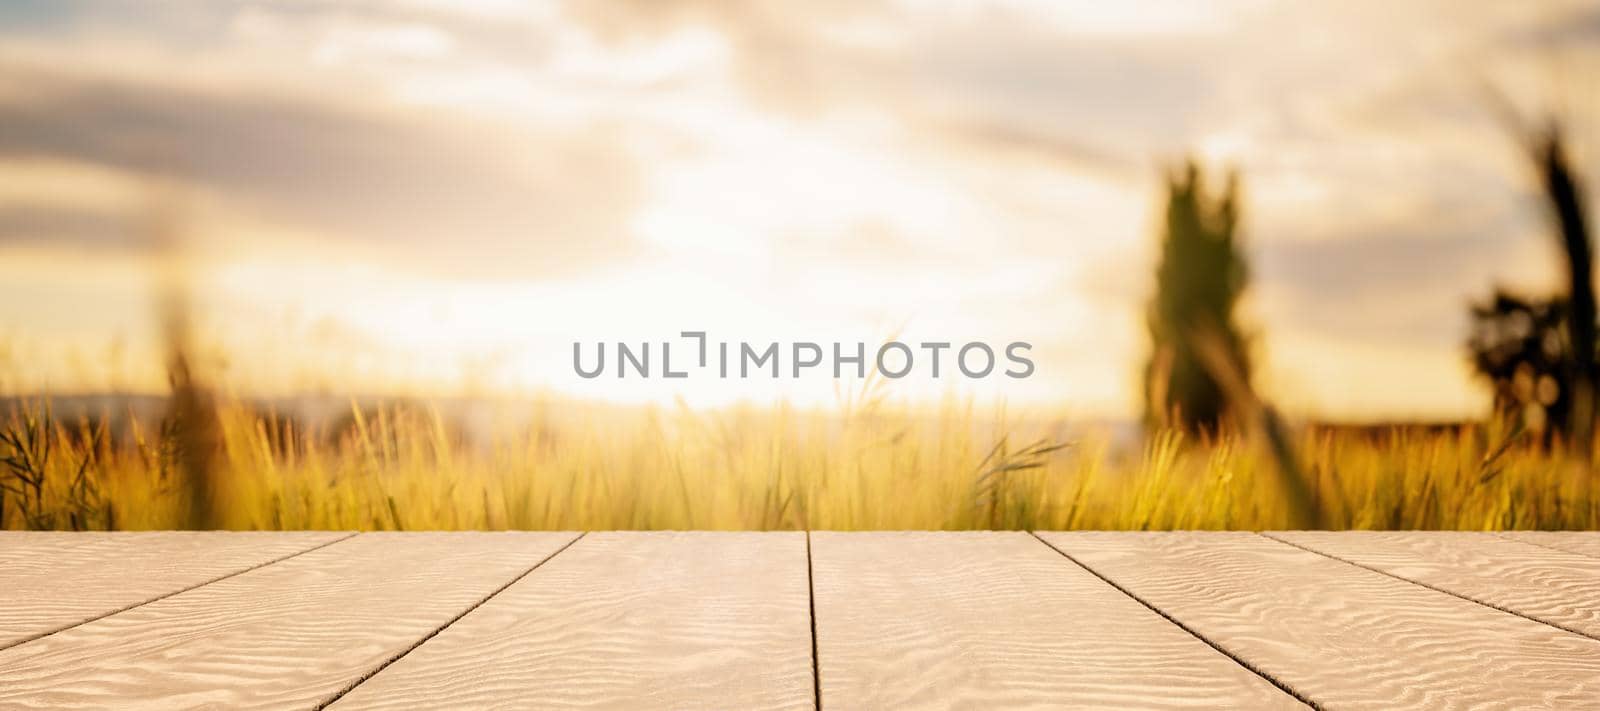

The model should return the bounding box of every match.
[1,1,1598,419]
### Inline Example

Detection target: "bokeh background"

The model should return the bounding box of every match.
[4,1,1598,421]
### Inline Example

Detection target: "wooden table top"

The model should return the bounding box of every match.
[1,530,1597,709]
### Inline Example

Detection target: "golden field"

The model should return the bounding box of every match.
[2,392,1594,532]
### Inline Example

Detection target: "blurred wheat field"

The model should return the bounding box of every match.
[3,395,1596,532]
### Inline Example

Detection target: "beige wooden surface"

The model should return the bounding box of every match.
[4,531,1600,709]
[1037,531,1600,709]
[0,532,578,710]
[1500,530,1600,559]
[1270,530,1600,639]
[0,530,350,649]
[810,531,1303,710]
[331,531,813,711]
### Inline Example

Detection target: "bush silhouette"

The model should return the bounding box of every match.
[1468,290,1572,432]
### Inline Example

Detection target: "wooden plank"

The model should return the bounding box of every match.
[0,531,111,564]
[1270,531,1600,639]
[1037,531,1600,709]
[330,531,813,711]
[0,531,578,710]
[1500,530,1600,559]
[0,530,350,649]
[810,531,1303,709]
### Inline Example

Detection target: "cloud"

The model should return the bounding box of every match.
[1255,219,1537,349]
[0,204,139,249]
[0,0,1596,416]
[1500,3,1600,49]
[582,1,1228,151]
[0,58,646,279]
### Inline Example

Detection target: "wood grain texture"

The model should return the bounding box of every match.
[330,531,812,711]
[0,531,578,711]
[1500,530,1600,559]
[810,531,1302,710]
[0,531,349,648]
[1270,530,1600,639]
[1038,531,1600,710]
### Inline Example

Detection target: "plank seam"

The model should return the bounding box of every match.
[1028,532,1321,710]
[0,530,361,653]
[1490,531,1600,561]
[806,530,821,711]
[314,531,588,710]
[1260,532,1600,643]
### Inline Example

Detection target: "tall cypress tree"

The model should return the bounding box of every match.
[1144,161,1250,433]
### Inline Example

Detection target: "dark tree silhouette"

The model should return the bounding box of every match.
[1538,128,1596,443]
[1144,161,1251,433]
[1468,125,1596,441]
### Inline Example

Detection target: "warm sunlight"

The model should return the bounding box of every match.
[0,1,1596,419]
[6,6,1600,706]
